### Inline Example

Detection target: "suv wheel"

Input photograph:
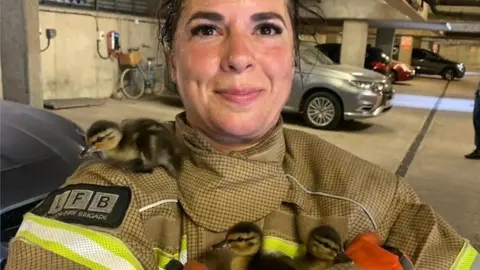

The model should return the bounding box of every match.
[302,92,343,130]
[441,68,455,81]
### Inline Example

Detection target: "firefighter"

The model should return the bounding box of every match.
[6,0,479,269]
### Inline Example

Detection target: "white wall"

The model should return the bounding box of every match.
[440,44,480,69]
[39,6,164,100]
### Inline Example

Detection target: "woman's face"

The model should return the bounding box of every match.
[170,0,294,146]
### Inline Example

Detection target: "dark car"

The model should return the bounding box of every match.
[316,43,392,77]
[411,48,466,81]
[0,100,89,268]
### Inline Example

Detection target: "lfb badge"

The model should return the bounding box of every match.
[31,184,131,228]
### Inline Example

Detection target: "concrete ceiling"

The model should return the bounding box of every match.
[298,0,411,20]
[381,0,427,20]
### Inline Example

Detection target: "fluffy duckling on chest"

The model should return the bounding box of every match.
[79,118,184,179]
[295,225,353,270]
[212,222,297,270]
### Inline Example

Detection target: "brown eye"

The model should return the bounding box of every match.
[191,25,218,36]
[255,23,283,36]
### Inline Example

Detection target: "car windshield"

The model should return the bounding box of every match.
[299,43,335,66]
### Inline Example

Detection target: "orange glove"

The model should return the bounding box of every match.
[184,260,209,270]
[345,232,413,270]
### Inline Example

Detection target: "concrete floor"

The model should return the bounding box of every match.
[54,72,480,249]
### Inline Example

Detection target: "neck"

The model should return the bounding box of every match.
[186,121,269,154]
[198,132,261,154]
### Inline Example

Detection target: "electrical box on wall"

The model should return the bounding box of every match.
[46,29,57,39]
[97,31,105,41]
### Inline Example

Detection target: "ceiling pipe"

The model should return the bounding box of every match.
[435,0,480,6]
[424,0,480,19]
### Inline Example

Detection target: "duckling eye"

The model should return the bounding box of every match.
[93,136,104,144]
[237,237,244,241]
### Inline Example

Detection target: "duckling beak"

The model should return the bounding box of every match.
[79,146,94,158]
[212,240,228,250]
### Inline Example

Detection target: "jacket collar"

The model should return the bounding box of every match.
[172,112,312,231]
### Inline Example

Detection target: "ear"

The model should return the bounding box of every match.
[168,50,177,82]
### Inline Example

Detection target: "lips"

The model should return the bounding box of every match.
[215,88,263,106]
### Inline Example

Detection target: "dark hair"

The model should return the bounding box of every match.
[157,0,301,55]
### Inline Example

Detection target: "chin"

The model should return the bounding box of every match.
[213,112,272,139]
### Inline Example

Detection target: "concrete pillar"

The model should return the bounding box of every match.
[1,0,43,108]
[0,0,3,100]
[428,41,434,50]
[398,36,413,65]
[375,28,396,59]
[0,32,3,100]
[433,43,440,54]
[340,20,369,67]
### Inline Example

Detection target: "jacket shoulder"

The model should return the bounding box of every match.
[282,128,399,228]
[70,159,180,213]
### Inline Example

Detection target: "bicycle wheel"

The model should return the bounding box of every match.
[120,68,145,99]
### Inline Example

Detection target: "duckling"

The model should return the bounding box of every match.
[212,222,297,270]
[294,225,352,270]
[79,118,184,178]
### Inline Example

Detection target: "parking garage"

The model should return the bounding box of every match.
[1,0,479,266]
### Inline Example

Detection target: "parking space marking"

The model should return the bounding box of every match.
[393,94,475,113]
[395,81,451,178]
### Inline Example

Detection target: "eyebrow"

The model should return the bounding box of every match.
[186,11,286,26]
[187,11,224,24]
[251,12,286,26]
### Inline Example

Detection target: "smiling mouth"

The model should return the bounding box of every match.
[214,88,264,106]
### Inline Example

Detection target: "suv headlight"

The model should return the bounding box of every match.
[349,80,375,90]
[457,63,465,70]
[349,80,387,92]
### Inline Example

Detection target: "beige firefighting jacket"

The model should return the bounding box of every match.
[5,113,479,270]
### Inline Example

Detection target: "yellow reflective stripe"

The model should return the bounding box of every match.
[156,235,188,269]
[155,235,300,269]
[16,213,143,270]
[264,236,303,258]
[450,240,480,270]
[155,248,176,269]
[179,235,188,263]
[17,232,108,270]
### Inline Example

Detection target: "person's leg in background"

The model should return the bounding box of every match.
[465,82,480,159]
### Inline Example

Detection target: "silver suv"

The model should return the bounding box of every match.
[284,42,395,129]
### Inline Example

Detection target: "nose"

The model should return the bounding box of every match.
[221,34,255,73]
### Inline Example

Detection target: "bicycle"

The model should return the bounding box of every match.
[119,45,160,99]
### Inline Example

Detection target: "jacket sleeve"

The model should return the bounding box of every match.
[382,177,479,269]
[5,161,158,270]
